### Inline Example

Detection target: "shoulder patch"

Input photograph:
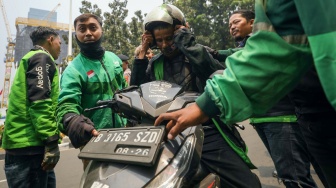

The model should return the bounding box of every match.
[114,61,120,66]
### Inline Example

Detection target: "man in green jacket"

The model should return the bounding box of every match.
[2,26,61,188]
[155,0,336,187]
[56,14,127,169]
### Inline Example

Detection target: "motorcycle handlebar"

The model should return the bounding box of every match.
[96,99,114,106]
[84,105,109,112]
[84,99,118,112]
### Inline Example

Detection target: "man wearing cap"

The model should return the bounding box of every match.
[118,54,131,86]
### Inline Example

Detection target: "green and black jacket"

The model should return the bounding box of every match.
[3,47,59,152]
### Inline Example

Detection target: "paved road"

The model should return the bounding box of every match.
[0,146,83,188]
[0,121,323,187]
[239,120,323,188]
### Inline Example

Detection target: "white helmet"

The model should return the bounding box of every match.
[143,4,186,32]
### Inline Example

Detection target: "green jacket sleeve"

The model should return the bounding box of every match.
[56,65,84,132]
[293,0,336,109]
[217,48,242,62]
[197,31,313,125]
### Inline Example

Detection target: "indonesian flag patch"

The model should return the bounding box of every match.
[87,70,95,78]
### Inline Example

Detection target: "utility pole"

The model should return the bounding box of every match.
[66,0,73,65]
[59,0,73,75]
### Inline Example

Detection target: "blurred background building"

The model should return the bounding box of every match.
[15,7,71,66]
[1,2,73,108]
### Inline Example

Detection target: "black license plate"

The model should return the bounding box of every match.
[78,126,165,166]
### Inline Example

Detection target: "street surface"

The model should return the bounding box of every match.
[239,120,323,188]
[0,120,323,187]
[0,147,83,188]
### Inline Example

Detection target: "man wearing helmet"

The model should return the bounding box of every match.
[131,4,261,188]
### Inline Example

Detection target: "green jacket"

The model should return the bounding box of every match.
[196,0,336,125]
[2,48,59,149]
[57,51,127,131]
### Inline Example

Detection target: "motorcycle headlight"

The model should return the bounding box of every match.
[144,135,195,188]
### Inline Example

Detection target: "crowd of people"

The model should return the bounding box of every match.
[1,1,335,187]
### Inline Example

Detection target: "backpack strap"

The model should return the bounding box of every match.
[212,118,257,169]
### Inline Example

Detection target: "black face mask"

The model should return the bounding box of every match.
[75,35,105,60]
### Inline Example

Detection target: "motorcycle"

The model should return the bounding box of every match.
[78,81,221,188]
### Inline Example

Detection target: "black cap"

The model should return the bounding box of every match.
[117,54,129,61]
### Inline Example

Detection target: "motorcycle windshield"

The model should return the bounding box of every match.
[141,81,183,109]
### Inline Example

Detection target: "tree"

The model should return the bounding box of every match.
[79,0,103,17]
[128,10,146,53]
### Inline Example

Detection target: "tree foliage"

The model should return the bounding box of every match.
[166,0,254,49]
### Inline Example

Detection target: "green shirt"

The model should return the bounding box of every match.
[3,49,59,149]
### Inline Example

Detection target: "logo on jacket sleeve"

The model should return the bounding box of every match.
[87,70,95,78]
[114,61,120,66]
[36,66,44,89]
